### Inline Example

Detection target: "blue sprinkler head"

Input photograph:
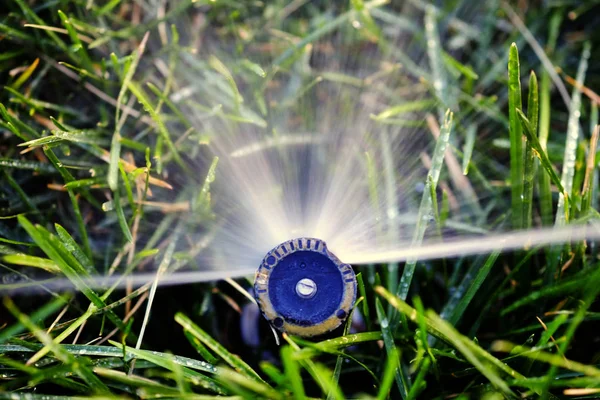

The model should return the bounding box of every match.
[254,238,357,337]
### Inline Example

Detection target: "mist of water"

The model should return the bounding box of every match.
[4,3,594,296]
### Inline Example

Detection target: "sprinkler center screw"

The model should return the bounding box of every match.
[295,278,317,299]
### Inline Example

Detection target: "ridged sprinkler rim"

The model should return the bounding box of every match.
[254,237,357,337]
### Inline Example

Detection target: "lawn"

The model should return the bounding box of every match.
[1,1,600,399]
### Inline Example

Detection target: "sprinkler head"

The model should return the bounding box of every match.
[254,238,357,337]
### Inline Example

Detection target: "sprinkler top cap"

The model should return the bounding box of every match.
[254,238,357,337]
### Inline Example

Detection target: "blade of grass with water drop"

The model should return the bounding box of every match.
[54,223,97,275]
[175,312,263,383]
[131,223,183,375]
[555,41,591,228]
[209,55,243,111]
[396,110,453,305]
[0,159,55,173]
[193,156,219,214]
[508,43,524,230]
[379,127,400,311]
[108,341,223,394]
[375,298,409,399]
[3,343,219,375]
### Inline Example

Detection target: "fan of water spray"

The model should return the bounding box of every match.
[4,1,598,315]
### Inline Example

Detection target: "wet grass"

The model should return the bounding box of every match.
[1,1,600,399]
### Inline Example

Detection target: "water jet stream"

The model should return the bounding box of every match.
[3,224,597,295]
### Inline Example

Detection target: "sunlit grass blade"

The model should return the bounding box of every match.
[11,58,39,90]
[538,67,553,226]
[508,43,525,230]
[280,345,305,400]
[2,254,61,273]
[523,71,539,228]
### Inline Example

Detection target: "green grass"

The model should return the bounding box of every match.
[2,1,600,399]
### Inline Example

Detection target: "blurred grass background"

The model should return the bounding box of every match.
[1,0,600,399]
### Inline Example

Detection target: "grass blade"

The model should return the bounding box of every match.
[517,109,565,196]
[508,43,524,229]
[375,298,409,399]
[523,71,539,228]
[555,41,591,227]
[396,110,453,302]
[175,312,264,383]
